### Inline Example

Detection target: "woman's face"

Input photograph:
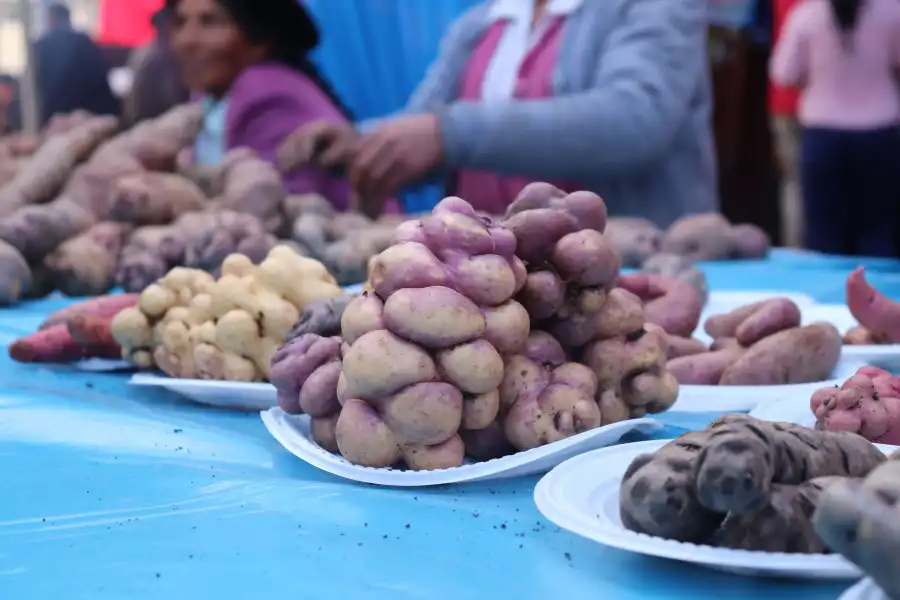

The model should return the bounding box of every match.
[171,0,266,96]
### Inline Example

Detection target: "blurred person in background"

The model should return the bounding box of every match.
[0,75,15,134]
[124,7,190,126]
[281,0,716,223]
[771,0,900,257]
[770,0,804,248]
[35,3,120,124]
[169,0,353,207]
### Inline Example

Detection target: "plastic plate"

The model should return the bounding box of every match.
[261,407,662,486]
[130,373,276,411]
[673,359,864,414]
[534,440,893,580]
[803,304,900,370]
[839,578,889,600]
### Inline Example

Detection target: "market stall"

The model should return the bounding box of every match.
[1,248,898,599]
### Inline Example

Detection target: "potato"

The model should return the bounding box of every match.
[382,286,486,349]
[341,329,437,399]
[523,331,567,367]
[380,382,463,445]
[341,292,385,345]
[617,273,703,338]
[482,300,530,355]
[517,270,565,319]
[335,398,402,468]
[605,217,663,268]
[403,435,466,471]
[436,339,504,394]
[720,322,842,385]
[504,383,603,450]
[667,347,744,385]
[0,240,32,305]
[551,229,620,287]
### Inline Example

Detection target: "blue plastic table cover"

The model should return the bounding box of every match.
[1,249,898,600]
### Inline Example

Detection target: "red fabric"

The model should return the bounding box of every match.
[454,17,577,213]
[96,0,163,47]
[769,0,802,115]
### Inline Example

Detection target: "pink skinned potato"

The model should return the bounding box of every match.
[370,197,521,306]
[667,346,744,385]
[502,184,608,263]
[382,286,486,349]
[522,330,567,367]
[812,366,900,444]
[846,267,900,343]
[728,224,771,259]
[517,270,565,319]
[719,322,842,386]
[616,272,703,338]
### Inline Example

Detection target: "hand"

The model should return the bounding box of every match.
[348,114,443,206]
[277,121,358,174]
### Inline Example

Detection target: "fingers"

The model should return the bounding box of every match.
[277,121,353,174]
[349,134,395,201]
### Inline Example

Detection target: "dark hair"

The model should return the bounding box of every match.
[167,0,351,119]
[46,3,71,26]
[829,0,863,37]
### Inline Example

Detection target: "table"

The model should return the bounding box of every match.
[1,250,897,600]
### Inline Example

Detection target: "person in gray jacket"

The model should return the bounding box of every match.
[281,0,717,225]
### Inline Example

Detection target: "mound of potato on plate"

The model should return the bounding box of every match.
[620,414,886,553]
[665,298,842,385]
[270,184,681,471]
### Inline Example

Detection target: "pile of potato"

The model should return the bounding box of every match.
[606,213,771,268]
[270,183,680,471]
[289,196,410,286]
[110,245,342,380]
[665,298,843,385]
[620,414,887,553]
[0,105,400,307]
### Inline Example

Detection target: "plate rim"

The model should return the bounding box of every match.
[533,439,865,578]
[260,406,663,487]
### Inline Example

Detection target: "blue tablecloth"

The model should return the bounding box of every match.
[1,249,898,599]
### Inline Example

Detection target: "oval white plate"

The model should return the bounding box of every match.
[748,391,817,427]
[673,359,865,413]
[840,578,888,600]
[130,373,276,411]
[261,407,662,486]
[803,304,900,370]
[534,439,877,580]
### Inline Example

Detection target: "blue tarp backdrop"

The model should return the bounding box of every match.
[305,0,481,212]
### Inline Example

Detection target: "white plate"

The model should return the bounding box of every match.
[749,391,817,427]
[261,407,662,487]
[534,439,872,580]
[74,358,135,372]
[840,578,888,600]
[130,373,276,411]
[803,304,900,370]
[673,359,864,414]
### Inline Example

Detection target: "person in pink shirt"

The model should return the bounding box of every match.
[770,0,900,256]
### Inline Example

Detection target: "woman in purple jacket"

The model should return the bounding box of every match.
[168,0,352,209]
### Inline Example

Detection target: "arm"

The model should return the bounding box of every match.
[770,7,809,87]
[436,0,708,179]
[229,85,349,198]
[358,4,486,132]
